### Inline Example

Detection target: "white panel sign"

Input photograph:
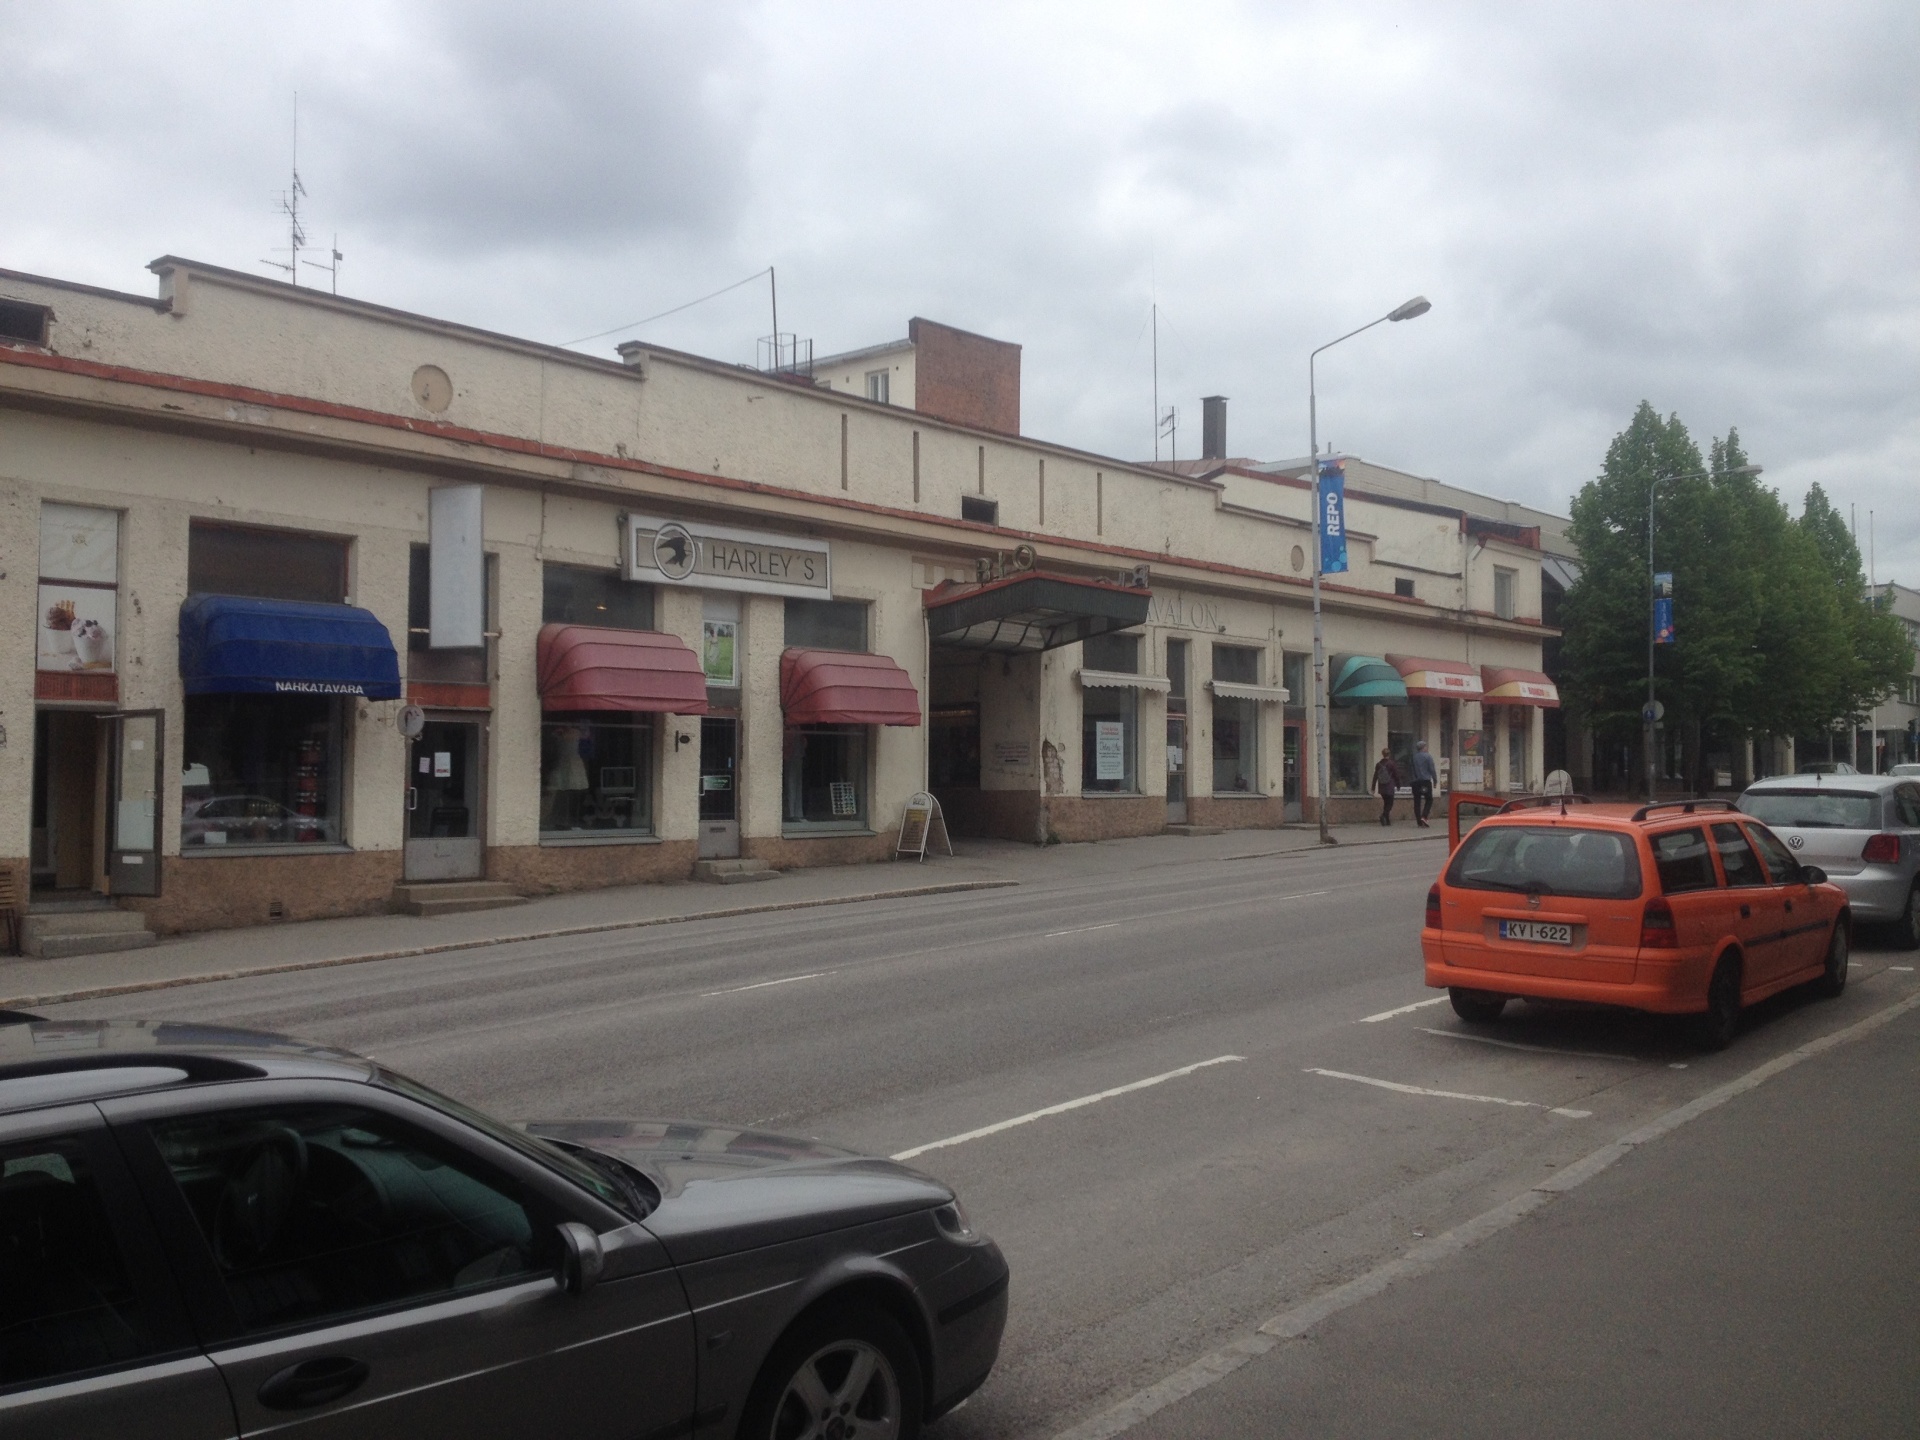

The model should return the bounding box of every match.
[623,515,831,600]
[429,485,486,648]
[1095,721,1126,781]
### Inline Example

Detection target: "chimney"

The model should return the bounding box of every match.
[1201,395,1228,461]
[907,317,1022,435]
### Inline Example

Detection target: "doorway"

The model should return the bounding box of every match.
[1283,723,1303,823]
[1166,714,1189,824]
[698,717,739,859]
[31,709,104,895]
[406,718,485,881]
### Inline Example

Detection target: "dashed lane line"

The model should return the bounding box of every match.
[1415,1027,1642,1063]
[701,971,835,997]
[1359,995,1448,1023]
[891,1055,1244,1162]
[1046,923,1121,938]
[1304,1067,1593,1118]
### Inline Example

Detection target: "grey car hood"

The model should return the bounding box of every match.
[526,1119,950,1264]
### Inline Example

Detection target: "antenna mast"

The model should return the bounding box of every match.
[1152,302,1160,461]
[261,94,308,285]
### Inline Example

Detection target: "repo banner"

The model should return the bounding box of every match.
[1317,457,1349,574]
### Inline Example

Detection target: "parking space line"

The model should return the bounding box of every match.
[1047,922,1121,938]
[1305,1067,1592,1118]
[702,971,835,997]
[891,1055,1245,1161]
[1415,1027,1640,1063]
[1359,996,1448,1023]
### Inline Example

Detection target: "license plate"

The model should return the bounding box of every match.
[1499,920,1573,945]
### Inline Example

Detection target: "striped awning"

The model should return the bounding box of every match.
[1386,654,1484,700]
[1328,654,1409,706]
[1480,666,1559,707]
[1077,669,1172,692]
[1207,681,1291,704]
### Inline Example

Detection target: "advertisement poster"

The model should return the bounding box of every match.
[1316,457,1348,575]
[38,503,119,674]
[37,583,116,673]
[1095,721,1126,781]
[702,619,738,684]
[1457,729,1485,788]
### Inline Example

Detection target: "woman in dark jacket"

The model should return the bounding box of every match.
[1373,748,1399,826]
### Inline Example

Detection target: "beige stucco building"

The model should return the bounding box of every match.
[0,259,1557,939]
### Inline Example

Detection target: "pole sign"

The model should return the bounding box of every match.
[1653,573,1675,645]
[1317,457,1348,575]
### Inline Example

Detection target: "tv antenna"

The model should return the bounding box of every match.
[303,233,344,295]
[262,94,309,285]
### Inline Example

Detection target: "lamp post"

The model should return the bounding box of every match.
[1644,463,1761,802]
[1310,295,1431,844]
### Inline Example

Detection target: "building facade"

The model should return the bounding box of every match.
[1,260,1556,935]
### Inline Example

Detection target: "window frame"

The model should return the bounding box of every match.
[187,520,348,605]
[539,710,658,842]
[961,495,999,526]
[780,723,873,833]
[784,598,870,653]
[1650,826,1719,895]
[180,692,350,854]
[1493,566,1517,621]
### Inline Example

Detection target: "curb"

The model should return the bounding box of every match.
[3,880,1019,1010]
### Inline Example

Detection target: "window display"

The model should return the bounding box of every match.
[1329,706,1367,793]
[181,694,343,847]
[541,714,654,835]
[1212,645,1260,794]
[783,725,868,827]
[1082,633,1139,793]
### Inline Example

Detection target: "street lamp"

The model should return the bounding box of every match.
[1644,463,1761,802]
[1310,295,1431,844]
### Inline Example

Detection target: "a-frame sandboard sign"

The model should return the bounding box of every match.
[895,790,953,861]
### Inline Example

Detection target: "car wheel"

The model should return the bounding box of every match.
[1894,885,1920,952]
[738,1302,922,1440]
[1448,988,1507,1024]
[1813,920,1849,998]
[1695,954,1742,1051]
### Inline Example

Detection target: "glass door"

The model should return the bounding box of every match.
[105,709,163,897]
[1283,723,1303,823]
[405,718,484,881]
[698,717,739,859]
[1166,715,1188,823]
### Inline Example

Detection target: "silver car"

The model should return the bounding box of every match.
[1738,774,1920,947]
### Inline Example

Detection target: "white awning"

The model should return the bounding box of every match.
[1207,681,1291,704]
[1076,669,1172,692]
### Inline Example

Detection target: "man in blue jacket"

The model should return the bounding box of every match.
[1410,739,1438,828]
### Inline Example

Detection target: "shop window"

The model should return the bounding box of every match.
[182,693,344,848]
[542,562,653,630]
[1329,707,1367,793]
[188,522,346,604]
[1493,567,1517,621]
[541,714,654,837]
[1166,639,1188,717]
[1283,652,1308,717]
[1507,712,1528,790]
[1082,633,1139,794]
[961,495,999,526]
[408,545,495,684]
[38,503,119,678]
[783,725,869,828]
[1212,645,1260,794]
[785,599,868,652]
[1388,704,1418,791]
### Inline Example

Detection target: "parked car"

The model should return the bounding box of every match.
[1425,796,1850,1048]
[1890,762,1920,778]
[0,1019,1007,1440]
[1795,761,1859,775]
[1737,773,1920,948]
[180,794,328,846]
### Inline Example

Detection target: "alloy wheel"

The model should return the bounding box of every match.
[769,1338,902,1440]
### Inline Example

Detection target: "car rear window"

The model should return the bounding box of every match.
[1445,824,1642,900]
[1651,827,1717,893]
[1739,790,1878,829]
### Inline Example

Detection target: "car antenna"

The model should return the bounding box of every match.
[1560,794,1569,815]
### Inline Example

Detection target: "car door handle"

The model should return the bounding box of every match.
[1739,904,1750,919]
[257,1355,370,1410]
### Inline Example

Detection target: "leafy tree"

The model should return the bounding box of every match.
[1795,483,1913,731]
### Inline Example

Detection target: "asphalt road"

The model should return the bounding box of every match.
[46,837,1920,1438]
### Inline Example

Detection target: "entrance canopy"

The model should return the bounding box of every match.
[926,572,1150,654]
[782,649,922,726]
[179,593,401,699]
[536,623,708,713]
[1328,654,1409,706]
[1386,654,1484,700]
[1481,666,1560,707]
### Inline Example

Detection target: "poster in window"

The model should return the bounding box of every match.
[702,620,738,684]
[1095,721,1126,781]
[829,781,858,816]
[40,504,119,585]
[1457,728,1485,788]
[37,584,116,672]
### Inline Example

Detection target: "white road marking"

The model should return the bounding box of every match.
[701,971,835,997]
[1304,1067,1592,1118]
[1416,1027,1639,1062]
[1359,996,1448,1023]
[1046,922,1121,938]
[891,1055,1245,1162]
[1892,966,1915,972]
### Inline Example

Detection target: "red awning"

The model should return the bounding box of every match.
[781,648,922,726]
[1480,666,1560,707]
[536,624,708,713]
[1385,654,1484,699]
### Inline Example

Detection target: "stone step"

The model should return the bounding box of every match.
[693,858,781,885]
[22,929,159,960]
[23,909,153,939]
[390,881,528,918]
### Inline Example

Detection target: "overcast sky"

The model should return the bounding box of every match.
[5,2,1916,578]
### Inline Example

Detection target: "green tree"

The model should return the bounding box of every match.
[1795,483,1913,732]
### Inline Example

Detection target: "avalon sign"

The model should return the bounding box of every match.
[622,516,832,600]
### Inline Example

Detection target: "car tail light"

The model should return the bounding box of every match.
[1639,897,1677,949]
[1426,884,1442,929]
[1862,833,1901,865]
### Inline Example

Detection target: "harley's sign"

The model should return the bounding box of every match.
[621,516,832,599]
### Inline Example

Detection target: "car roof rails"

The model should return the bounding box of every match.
[1628,799,1740,822]
[1497,794,1592,814]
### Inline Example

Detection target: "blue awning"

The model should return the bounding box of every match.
[180,594,402,700]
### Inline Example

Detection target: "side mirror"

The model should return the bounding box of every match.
[1800,865,1828,886]
[557,1221,604,1294]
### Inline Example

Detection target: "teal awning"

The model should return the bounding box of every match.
[1328,653,1409,706]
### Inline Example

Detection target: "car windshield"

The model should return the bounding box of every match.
[1739,790,1878,830]
[376,1067,646,1220]
[1445,824,1642,900]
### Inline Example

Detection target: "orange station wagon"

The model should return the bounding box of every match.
[1423,796,1851,1048]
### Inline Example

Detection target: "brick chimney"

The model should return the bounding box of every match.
[908,317,1021,435]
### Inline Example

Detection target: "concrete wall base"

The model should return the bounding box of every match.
[1046,795,1166,843]
[744,831,897,869]
[144,851,404,934]
[489,841,698,896]
[1187,795,1287,829]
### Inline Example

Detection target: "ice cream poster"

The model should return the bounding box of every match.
[38,584,116,672]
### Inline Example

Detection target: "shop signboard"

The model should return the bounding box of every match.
[1316,458,1348,575]
[1095,721,1126,781]
[623,515,832,600]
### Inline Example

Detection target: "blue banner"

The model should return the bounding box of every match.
[1317,458,1348,574]
[1654,595,1675,644]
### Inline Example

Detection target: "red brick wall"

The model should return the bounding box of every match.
[1187,795,1288,829]
[1045,796,1164,843]
[488,840,697,894]
[910,318,1021,435]
[146,850,403,934]
[744,832,897,869]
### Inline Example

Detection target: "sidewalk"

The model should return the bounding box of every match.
[1,821,1443,1008]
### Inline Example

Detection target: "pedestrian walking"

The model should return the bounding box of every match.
[1411,740,1438,828]
[1373,747,1399,826]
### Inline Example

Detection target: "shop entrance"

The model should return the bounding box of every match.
[1283,723,1303,823]
[405,718,485,881]
[30,709,105,895]
[1166,713,1188,824]
[698,717,739,859]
